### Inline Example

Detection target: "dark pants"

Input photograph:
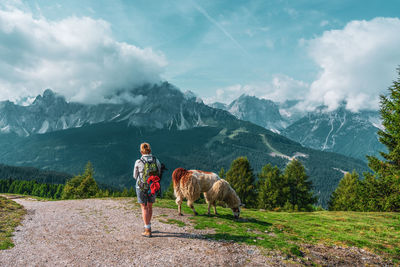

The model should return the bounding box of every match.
[136,187,156,204]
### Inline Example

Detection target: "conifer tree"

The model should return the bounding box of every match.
[368,69,400,175]
[121,188,129,197]
[257,164,284,210]
[62,174,83,199]
[366,67,400,211]
[104,189,110,197]
[62,161,98,199]
[128,187,136,197]
[226,157,256,207]
[283,159,316,211]
[77,162,98,198]
[359,173,381,211]
[329,171,360,211]
[218,167,226,179]
[53,184,64,199]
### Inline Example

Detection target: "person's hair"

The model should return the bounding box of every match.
[140,142,151,154]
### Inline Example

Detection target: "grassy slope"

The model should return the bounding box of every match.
[0,196,26,249]
[154,199,400,262]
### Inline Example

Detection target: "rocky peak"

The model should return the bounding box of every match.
[32,89,66,106]
[220,94,287,131]
[209,102,227,110]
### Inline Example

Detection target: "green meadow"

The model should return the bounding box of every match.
[154,199,400,262]
[0,196,26,250]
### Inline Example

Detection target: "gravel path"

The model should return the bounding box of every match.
[0,198,281,267]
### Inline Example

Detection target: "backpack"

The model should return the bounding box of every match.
[137,157,159,192]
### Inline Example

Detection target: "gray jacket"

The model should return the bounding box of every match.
[133,154,161,188]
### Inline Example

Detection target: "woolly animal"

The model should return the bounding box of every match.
[204,179,242,219]
[172,168,220,216]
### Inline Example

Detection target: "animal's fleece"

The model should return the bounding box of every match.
[204,179,242,218]
[172,168,220,215]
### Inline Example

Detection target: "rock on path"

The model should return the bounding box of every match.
[0,198,280,266]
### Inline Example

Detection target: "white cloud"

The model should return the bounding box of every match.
[203,74,309,104]
[305,17,400,111]
[0,6,167,104]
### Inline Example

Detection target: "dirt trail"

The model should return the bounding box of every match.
[0,198,280,266]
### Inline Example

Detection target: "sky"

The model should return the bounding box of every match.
[1,0,400,111]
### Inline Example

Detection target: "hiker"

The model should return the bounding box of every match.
[133,142,162,237]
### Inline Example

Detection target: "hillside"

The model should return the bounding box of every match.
[0,119,368,207]
[0,164,71,184]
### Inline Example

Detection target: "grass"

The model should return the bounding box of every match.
[0,196,26,250]
[0,193,55,201]
[154,199,400,262]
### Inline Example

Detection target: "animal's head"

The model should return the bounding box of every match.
[231,203,244,219]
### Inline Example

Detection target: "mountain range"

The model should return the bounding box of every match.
[0,84,370,207]
[0,84,230,136]
[210,94,384,162]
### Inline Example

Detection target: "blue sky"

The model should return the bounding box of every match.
[1,0,400,110]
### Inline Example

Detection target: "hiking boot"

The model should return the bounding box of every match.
[142,228,152,238]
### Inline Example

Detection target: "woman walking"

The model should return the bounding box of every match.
[133,142,161,237]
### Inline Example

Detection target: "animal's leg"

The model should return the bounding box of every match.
[176,196,183,216]
[187,200,198,216]
[213,202,218,215]
[204,192,211,215]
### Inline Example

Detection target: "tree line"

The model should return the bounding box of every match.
[163,157,317,211]
[0,179,64,199]
[0,162,136,199]
[0,164,71,184]
[222,157,316,211]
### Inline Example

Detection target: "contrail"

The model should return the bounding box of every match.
[192,1,248,56]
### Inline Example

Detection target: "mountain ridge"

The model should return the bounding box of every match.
[0,83,236,136]
[209,95,383,161]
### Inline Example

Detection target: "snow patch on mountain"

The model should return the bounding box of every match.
[38,120,49,134]
[1,125,10,133]
[269,152,308,161]
[333,167,349,175]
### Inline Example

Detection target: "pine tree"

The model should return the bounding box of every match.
[76,162,98,198]
[128,187,136,197]
[62,162,98,199]
[257,164,284,210]
[329,171,360,211]
[366,67,400,211]
[53,184,64,199]
[104,189,110,197]
[283,159,316,211]
[121,188,129,197]
[226,157,256,207]
[218,167,226,179]
[359,173,381,211]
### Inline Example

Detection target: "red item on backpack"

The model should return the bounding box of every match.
[147,175,160,195]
